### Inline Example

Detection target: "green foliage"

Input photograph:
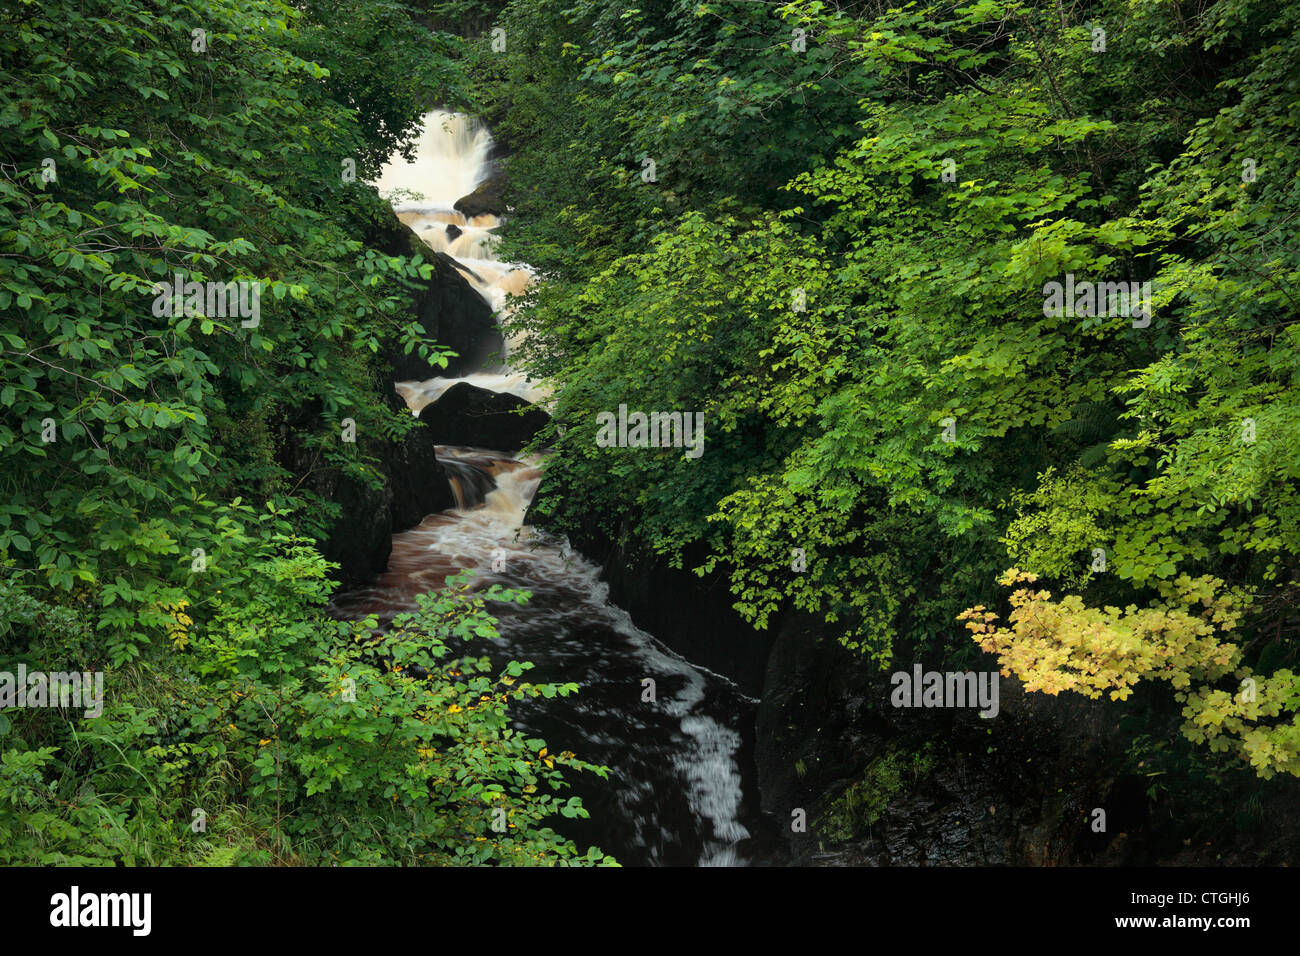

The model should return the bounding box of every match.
[0,0,610,864]
[0,549,614,864]
[1001,466,1115,588]
[497,0,1300,781]
[472,0,882,282]
[0,0,450,657]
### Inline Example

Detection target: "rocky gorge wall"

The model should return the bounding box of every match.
[544,500,1300,865]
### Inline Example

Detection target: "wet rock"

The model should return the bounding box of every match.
[525,480,776,697]
[753,611,879,822]
[416,381,548,454]
[752,611,1300,866]
[382,388,457,533]
[366,205,503,380]
[756,613,1061,863]
[273,397,392,592]
[274,204,477,591]
[394,251,502,380]
[596,540,774,696]
[453,173,506,218]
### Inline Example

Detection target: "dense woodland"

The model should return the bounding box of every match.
[1,0,1298,865]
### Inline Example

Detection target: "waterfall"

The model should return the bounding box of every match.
[375,109,539,374]
[336,111,757,867]
[373,110,493,209]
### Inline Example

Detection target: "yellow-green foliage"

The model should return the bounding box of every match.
[1001,467,1116,589]
[962,571,1300,778]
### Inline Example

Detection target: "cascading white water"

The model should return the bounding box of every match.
[374,110,494,209]
[348,111,755,866]
[373,109,543,400]
[332,450,757,865]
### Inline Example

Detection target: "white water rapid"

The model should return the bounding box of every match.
[333,111,757,866]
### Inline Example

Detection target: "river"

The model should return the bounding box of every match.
[329,111,763,866]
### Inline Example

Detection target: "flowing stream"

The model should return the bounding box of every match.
[331,111,761,866]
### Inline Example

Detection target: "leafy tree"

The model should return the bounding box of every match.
[501,0,1300,780]
[0,0,609,864]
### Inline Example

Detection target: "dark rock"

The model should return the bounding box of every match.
[753,611,875,823]
[382,387,457,533]
[751,606,1116,864]
[272,199,483,592]
[273,390,457,593]
[524,471,774,695]
[417,382,548,454]
[389,251,502,381]
[445,256,483,284]
[753,609,1300,866]
[363,205,428,260]
[273,397,391,593]
[599,539,770,696]
[364,204,503,381]
[445,223,462,242]
[453,173,506,218]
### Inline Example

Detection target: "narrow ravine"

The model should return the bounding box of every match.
[330,111,761,866]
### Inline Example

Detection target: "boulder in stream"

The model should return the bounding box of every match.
[453,173,506,218]
[417,381,548,454]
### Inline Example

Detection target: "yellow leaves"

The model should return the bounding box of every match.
[157,599,192,649]
[258,738,272,746]
[963,569,1300,779]
[966,570,1244,704]
[997,567,1039,587]
[447,704,463,714]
